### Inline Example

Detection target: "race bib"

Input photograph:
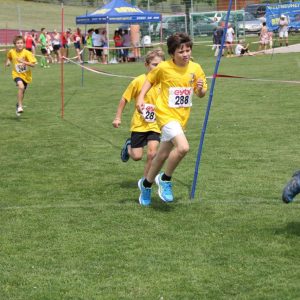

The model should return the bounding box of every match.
[168,87,193,108]
[142,104,156,123]
[15,63,27,73]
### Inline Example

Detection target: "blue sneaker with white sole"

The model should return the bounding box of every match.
[120,138,131,162]
[155,173,174,202]
[138,178,152,206]
[282,170,300,203]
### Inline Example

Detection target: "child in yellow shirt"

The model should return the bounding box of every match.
[113,48,164,180]
[136,33,207,206]
[6,35,37,116]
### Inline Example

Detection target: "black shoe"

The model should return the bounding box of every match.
[120,138,131,162]
[282,171,300,203]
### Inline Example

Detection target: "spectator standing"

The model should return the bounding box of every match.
[122,29,131,62]
[113,29,123,63]
[52,29,61,63]
[225,23,235,57]
[101,29,108,64]
[46,31,54,64]
[86,28,95,63]
[72,28,83,63]
[61,28,71,60]
[38,28,50,68]
[92,29,104,62]
[278,14,289,46]
[212,26,224,57]
[25,30,36,53]
[258,22,269,52]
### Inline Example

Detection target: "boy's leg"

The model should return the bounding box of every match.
[143,140,159,178]
[146,140,173,183]
[164,133,189,176]
[15,79,26,113]
[40,55,46,67]
[130,147,143,161]
[155,133,189,202]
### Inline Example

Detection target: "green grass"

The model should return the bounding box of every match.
[0,0,87,31]
[1,38,300,299]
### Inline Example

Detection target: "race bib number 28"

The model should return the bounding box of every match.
[168,87,193,108]
[142,104,156,122]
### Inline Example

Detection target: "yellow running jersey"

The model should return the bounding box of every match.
[123,74,160,133]
[7,48,37,83]
[146,59,207,129]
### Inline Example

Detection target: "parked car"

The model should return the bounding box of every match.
[155,15,186,36]
[192,15,218,36]
[219,11,262,35]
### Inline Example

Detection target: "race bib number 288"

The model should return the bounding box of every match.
[168,87,193,108]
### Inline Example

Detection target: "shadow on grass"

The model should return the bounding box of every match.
[63,118,118,148]
[151,200,175,212]
[4,115,27,121]
[276,222,300,236]
[120,180,137,190]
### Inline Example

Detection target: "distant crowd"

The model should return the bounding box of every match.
[211,14,290,58]
[23,25,144,66]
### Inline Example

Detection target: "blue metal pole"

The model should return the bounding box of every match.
[190,0,233,200]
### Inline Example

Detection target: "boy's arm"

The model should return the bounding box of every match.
[5,58,11,67]
[136,79,152,113]
[6,51,11,66]
[112,97,127,128]
[17,58,36,68]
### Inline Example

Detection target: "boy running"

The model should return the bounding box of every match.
[6,35,37,116]
[113,48,165,178]
[136,33,207,206]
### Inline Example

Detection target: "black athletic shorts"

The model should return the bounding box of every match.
[131,131,160,148]
[14,77,28,90]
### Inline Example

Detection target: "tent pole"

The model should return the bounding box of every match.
[106,22,109,64]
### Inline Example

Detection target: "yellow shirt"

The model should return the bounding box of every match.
[147,59,207,129]
[123,74,160,133]
[7,48,37,83]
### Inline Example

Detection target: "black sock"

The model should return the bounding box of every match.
[161,173,172,181]
[143,178,153,188]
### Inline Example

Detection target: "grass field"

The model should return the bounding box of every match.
[1,32,300,299]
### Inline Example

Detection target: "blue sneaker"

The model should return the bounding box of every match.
[155,173,174,202]
[282,171,300,203]
[138,178,151,206]
[120,138,131,162]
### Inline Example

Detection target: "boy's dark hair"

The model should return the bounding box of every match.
[167,32,193,55]
[13,35,25,45]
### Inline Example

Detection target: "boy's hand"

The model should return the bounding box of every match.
[112,118,121,128]
[196,78,204,91]
[136,100,145,114]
